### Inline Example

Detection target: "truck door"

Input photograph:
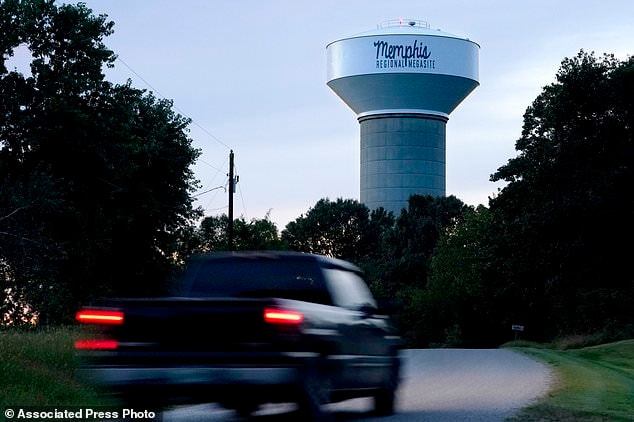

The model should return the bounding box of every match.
[323,267,392,388]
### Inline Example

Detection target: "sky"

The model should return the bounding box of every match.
[66,1,634,229]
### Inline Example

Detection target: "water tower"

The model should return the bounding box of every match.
[326,19,479,214]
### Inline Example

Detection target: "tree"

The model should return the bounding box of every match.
[489,50,634,339]
[377,194,469,293]
[361,195,470,346]
[0,1,201,324]
[281,198,391,264]
[195,213,284,252]
[425,205,510,347]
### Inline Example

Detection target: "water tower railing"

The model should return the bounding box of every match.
[379,19,430,29]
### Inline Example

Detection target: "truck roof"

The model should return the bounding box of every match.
[189,251,363,273]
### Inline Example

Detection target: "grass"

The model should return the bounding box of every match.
[509,339,634,421]
[0,326,115,407]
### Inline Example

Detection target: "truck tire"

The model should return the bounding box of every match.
[373,384,396,416]
[373,360,399,416]
[234,403,258,418]
[297,362,332,421]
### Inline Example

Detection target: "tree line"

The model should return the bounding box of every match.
[2,2,632,346]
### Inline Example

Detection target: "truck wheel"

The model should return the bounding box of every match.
[373,363,399,416]
[234,403,258,418]
[297,364,332,421]
[373,385,396,416]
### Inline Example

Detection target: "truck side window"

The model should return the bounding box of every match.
[323,268,377,310]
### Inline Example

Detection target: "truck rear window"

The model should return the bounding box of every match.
[181,257,332,305]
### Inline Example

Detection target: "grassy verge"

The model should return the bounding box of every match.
[0,326,115,407]
[509,339,634,421]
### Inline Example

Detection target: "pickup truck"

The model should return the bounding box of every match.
[75,251,402,419]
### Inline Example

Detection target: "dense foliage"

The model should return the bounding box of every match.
[281,198,394,264]
[487,51,634,341]
[194,213,284,252]
[280,195,473,345]
[0,1,201,324]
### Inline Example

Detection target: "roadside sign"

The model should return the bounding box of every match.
[511,324,525,340]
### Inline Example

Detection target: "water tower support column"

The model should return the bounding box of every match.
[359,113,448,213]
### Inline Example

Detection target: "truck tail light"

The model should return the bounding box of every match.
[76,309,124,325]
[264,308,304,325]
[74,339,119,350]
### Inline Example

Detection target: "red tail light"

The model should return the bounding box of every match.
[264,308,304,324]
[76,309,124,325]
[74,339,119,350]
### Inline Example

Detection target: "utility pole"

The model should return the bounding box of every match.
[227,150,234,251]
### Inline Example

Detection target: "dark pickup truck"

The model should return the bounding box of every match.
[75,251,402,419]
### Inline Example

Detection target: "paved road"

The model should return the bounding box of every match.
[162,349,552,421]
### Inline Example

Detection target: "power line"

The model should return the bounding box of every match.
[205,205,229,212]
[190,120,232,151]
[194,156,227,195]
[192,185,225,198]
[116,56,166,99]
[115,56,232,151]
[197,158,223,172]
[234,163,247,221]
[114,57,247,222]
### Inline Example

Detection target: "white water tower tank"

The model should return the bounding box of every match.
[326,19,479,214]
